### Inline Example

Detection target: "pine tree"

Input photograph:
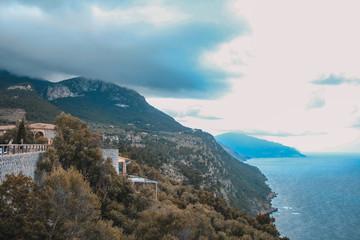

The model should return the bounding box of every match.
[16,118,27,143]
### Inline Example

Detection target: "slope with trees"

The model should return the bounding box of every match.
[1,113,289,239]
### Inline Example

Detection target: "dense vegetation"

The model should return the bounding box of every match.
[101,128,274,214]
[0,113,288,239]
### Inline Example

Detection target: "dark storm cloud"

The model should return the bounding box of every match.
[312,73,360,85]
[0,0,250,98]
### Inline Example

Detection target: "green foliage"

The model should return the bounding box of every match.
[52,112,111,189]
[16,118,26,143]
[125,161,288,240]
[43,167,102,239]
[38,113,137,236]
[0,173,50,240]
[114,129,272,215]
[35,146,60,182]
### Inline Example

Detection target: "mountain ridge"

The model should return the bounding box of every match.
[216,132,305,158]
[42,76,188,132]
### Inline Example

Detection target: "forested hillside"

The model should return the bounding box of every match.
[0,113,288,239]
[100,127,274,214]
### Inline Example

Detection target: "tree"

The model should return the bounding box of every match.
[35,146,60,183]
[16,118,26,143]
[52,112,107,187]
[0,118,34,144]
[0,173,50,240]
[44,167,102,239]
[43,167,124,240]
[45,113,137,229]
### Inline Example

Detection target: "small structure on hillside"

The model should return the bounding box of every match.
[128,175,158,199]
[28,123,56,144]
[0,123,56,144]
[118,156,131,175]
[118,155,158,199]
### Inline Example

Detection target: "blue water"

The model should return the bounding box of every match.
[247,153,360,240]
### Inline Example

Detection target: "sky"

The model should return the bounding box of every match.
[1,0,360,152]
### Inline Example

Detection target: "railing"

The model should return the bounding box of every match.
[0,144,49,155]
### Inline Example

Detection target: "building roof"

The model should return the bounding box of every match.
[28,123,56,130]
[0,125,16,131]
[127,175,158,184]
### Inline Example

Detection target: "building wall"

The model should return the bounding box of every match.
[0,149,119,183]
[45,130,56,139]
[101,149,119,174]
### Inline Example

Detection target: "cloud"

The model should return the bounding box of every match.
[306,96,325,110]
[351,117,360,128]
[312,73,360,85]
[0,0,250,99]
[165,107,222,120]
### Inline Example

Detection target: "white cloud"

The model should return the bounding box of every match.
[351,117,360,129]
[150,0,360,152]
[0,3,44,19]
[2,0,360,152]
[200,36,254,75]
[91,4,189,27]
[306,91,326,110]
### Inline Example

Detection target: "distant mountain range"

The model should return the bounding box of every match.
[0,69,274,214]
[218,142,248,161]
[216,132,305,158]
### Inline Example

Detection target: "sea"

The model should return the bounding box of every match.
[247,153,360,240]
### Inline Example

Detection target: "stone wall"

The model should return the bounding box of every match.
[0,152,41,182]
[102,149,119,174]
[0,149,119,183]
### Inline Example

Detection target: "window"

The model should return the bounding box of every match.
[119,162,124,174]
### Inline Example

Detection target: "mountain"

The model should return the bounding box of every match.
[0,70,52,92]
[0,71,61,124]
[216,132,306,158]
[0,70,275,214]
[218,142,248,161]
[41,77,187,132]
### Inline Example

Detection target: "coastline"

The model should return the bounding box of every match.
[267,191,278,214]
